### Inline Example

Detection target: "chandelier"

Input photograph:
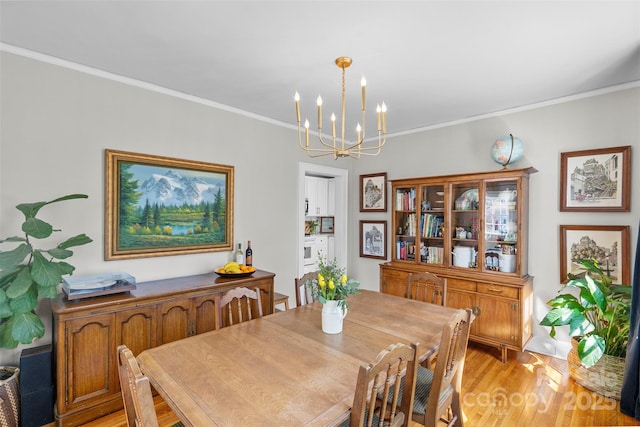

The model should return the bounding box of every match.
[294,56,387,159]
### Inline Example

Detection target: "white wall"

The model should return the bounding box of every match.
[1,50,638,365]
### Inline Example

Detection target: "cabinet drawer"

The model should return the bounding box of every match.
[447,278,476,292]
[477,283,518,299]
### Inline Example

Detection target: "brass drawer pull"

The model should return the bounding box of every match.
[487,288,504,293]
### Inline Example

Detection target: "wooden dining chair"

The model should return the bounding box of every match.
[391,309,472,427]
[117,345,184,427]
[217,286,263,328]
[340,342,419,427]
[295,271,318,306]
[406,271,446,306]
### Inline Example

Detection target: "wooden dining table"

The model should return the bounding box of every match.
[137,289,461,427]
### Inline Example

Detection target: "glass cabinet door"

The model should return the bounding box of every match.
[484,179,518,274]
[393,186,417,261]
[451,182,479,270]
[418,184,445,266]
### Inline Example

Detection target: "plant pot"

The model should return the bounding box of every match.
[568,338,625,400]
[0,366,20,427]
[321,300,348,334]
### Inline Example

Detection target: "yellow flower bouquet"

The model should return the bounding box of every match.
[306,256,360,308]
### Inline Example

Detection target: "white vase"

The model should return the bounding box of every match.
[322,300,348,334]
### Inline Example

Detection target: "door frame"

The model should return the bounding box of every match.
[298,162,348,276]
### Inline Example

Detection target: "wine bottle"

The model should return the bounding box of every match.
[235,243,244,265]
[245,240,253,266]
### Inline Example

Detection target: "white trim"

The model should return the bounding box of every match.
[3,43,638,138]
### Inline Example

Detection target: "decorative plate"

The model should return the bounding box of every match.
[214,270,256,278]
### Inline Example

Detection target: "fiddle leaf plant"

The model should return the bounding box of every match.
[540,259,631,368]
[0,194,92,348]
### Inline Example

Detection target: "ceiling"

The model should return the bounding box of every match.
[2,1,639,139]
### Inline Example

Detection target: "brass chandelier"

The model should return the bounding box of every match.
[295,56,387,159]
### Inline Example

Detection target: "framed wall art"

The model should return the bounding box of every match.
[560,146,631,212]
[105,149,234,260]
[319,216,334,234]
[360,172,387,212]
[360,220,387,259]
[559,225,630,284]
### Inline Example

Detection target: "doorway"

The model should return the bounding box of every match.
[298,162,348,277]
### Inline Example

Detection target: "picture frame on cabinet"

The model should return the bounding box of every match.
[319,216,334,234]
[360,220,387,259]
[559,225,630,284]
[105,149,234,260]
[560,146,631,212]
[360,172,387,212]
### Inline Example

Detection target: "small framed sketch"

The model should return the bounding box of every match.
[319,216,334,234]
[360,172,387,212]
[360,220,387,259]
[560,146,631,212]
[559,225,630,284]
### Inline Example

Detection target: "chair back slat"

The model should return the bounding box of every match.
[217,286,263,328]
[406,272,446,305]
[350,342,419,427]
[295,271,318,306]
[117,345,160,427]
[425,308,472,426]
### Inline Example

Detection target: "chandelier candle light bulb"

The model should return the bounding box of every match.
[294,56,387,159]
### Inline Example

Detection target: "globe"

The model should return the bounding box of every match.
[490,134,524,168]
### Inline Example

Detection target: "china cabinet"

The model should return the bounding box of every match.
[51,270,275,426]
[381,167,536,362]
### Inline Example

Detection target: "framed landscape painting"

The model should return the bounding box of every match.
[559,225,630,284]
[360,220,387,259]
[105,149,234,260]
[360,172,387,212]
[560,146,631,212]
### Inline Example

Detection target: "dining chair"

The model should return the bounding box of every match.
[117,345,184,427]
[391,308,472,427]
[295,271,318,306]
[273,291,290,311]
[217,286,263,328]
[406,271,446,306]
[340,342,419,427]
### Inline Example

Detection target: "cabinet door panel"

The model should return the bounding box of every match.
[158,299,192,343]
[193,294,218,334]
[66,313,115,407]
[116,306,157,356]
[475,295,519,343]
[445,289,477,335]
[380,268,409,297]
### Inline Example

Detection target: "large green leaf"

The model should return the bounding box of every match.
[0,300,13,319]
[15,194,88,219]
[8,286,38,314]
[578,335,605,368]
[0,243,31,270]
[47,248,73,260]
[540,307,580,326]
[37,284,59,298]
[58,233,93,249]
[0,319,19,349]
[568,314,594,336]
[11,312,44,344]
[22,217,53,239]
[0,236,27,243]
[5,268,33,299]
[584,275,607,312]
[30,251,63,287]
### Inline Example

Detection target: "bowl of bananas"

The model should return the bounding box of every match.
[215,262,256,278]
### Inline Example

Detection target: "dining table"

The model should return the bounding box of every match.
[136,289,462,427]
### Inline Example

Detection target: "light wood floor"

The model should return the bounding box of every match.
[78,341,638,427]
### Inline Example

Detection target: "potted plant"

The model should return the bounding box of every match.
[0,194,92,349]
[540,258,631,398]
[306,256,360,334]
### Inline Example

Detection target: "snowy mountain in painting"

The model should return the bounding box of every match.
[138,169,221,207]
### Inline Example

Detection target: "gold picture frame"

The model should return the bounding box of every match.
[105,149,234,260]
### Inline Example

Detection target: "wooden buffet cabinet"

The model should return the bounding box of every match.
[380,168,536,362]
[51,269,275,426]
